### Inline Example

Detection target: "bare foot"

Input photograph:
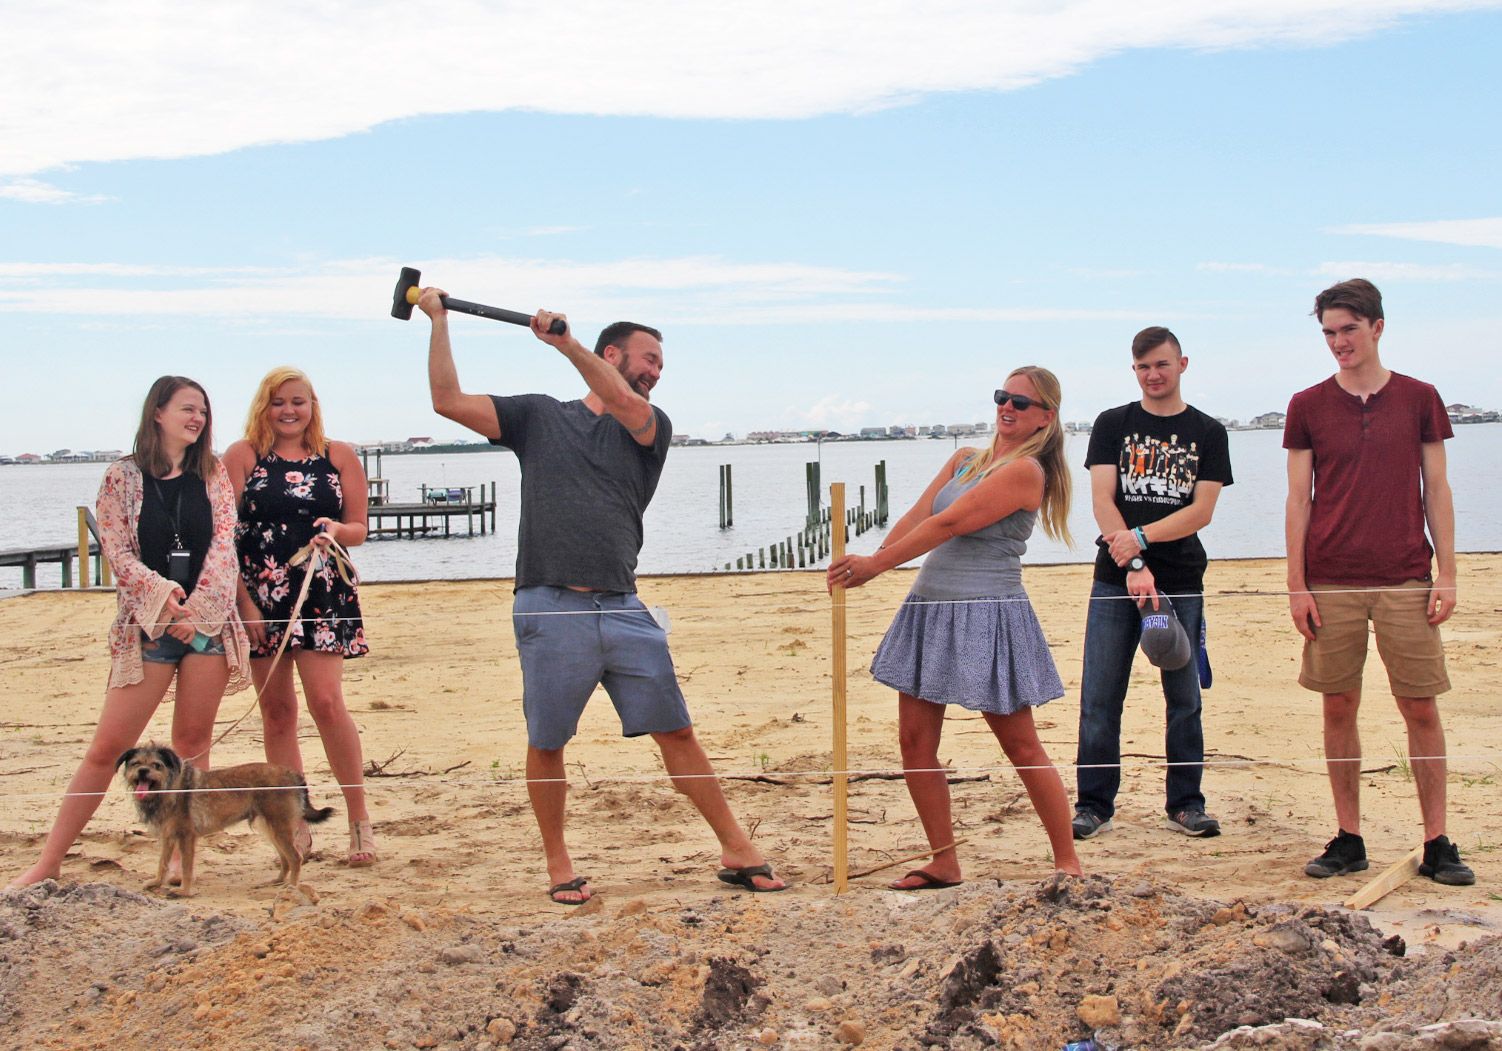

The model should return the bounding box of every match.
[7,863,60,890]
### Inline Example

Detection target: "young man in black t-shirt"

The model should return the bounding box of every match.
[1072,327,1234,840]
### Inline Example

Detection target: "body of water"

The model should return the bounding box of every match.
[3,424,1500,587]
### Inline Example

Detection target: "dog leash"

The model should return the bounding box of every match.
[180,536,359,762]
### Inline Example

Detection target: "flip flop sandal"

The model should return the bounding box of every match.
[548,876,592,905]
[890,869,962,891]
[716,863,788,892]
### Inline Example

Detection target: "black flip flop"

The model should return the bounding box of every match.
[716,863,788,893]
[890,869,962,891]
[547,876,592,905]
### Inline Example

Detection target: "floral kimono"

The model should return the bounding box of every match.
[97,457,251,696]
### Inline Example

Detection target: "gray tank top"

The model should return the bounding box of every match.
[910,459,1039,599]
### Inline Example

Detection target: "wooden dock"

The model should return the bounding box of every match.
[1,507,112,589]
[0,542,102,588]
[368,483,498,539]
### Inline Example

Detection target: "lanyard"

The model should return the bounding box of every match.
[151,477,186,549]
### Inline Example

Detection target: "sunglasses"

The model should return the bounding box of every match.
[994,389,1043,412]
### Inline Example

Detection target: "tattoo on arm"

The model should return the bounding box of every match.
[628,413,655,437]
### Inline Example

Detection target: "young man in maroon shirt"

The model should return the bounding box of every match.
[1284,278,1473,886]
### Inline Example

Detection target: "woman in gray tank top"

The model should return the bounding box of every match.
[827,367,1082,887]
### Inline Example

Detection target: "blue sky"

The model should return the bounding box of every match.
[2,1,1500,452]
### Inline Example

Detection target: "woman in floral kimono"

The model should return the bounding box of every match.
[224,367,373,867]
[9,376,250,889]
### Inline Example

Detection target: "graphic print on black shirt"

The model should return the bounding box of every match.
[1116,430,1202,505]
[1085,402,1233,593]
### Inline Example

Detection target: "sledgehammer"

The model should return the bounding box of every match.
[390,267,567,334]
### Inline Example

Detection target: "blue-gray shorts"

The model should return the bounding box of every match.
[140,630,226,664]
[512,586,691,750]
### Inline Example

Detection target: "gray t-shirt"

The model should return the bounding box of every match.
[911,463,1037,600]
[489,394,672,592]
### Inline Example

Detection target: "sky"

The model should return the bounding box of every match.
[3,0,1501,452]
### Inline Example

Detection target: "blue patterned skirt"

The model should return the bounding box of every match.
[870,591,1064,715]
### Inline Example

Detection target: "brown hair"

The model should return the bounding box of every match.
[243,366,328,457]
[1313,278,1383,323]
[958,366,1073,546]
[594,321,663,358]
[1131,326,1181,359]
[131,376,216,479]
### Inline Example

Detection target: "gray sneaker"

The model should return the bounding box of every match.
[1166,808,1221,837]
[1072,810,1113,840]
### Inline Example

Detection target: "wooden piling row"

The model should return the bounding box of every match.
[715,459,890,572]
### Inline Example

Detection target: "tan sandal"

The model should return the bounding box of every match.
[294,821,314,861]
[347,820,376,867]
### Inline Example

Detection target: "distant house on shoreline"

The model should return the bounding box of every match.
[1447,403,1500,424]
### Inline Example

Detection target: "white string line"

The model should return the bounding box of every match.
[130,583,1465,630]
[14,754,1502,803]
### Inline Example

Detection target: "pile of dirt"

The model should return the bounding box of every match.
[3,874,1500,1050]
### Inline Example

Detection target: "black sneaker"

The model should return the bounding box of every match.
[1420,835,1476,886]
[1305,830,1368,878]
[1071,810,1113,840]
[1166,808,1221,837]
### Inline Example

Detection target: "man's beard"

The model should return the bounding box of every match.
[620,363,652,399]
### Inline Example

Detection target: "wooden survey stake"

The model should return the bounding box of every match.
[1343,845,1424,910]
[830,482,849,894]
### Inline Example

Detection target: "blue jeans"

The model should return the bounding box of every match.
[1075,581,1206,820]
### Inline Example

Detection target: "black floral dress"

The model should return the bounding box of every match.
[236,451,368,658]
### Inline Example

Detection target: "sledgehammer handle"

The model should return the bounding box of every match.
[441,296,567,335]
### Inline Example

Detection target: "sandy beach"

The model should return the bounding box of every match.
[2,557,1500,1049]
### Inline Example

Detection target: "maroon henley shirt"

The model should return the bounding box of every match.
[1283,372,1452,587]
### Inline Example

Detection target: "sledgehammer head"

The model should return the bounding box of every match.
[391,267,422,320]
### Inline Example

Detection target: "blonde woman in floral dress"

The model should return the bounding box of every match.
[223,367,374,866]
[10,376,250,889]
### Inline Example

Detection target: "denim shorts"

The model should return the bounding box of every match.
[140,630,226,664]
[512,586,691,750]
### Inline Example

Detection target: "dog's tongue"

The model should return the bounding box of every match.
[134,782,150,800]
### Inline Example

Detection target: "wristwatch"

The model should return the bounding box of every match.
[1128,556,1146,573]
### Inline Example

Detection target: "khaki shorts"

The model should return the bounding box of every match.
[1299,580,1449,697]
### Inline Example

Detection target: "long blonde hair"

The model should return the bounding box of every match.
[243,367,328,457]
[958,365,1073,545]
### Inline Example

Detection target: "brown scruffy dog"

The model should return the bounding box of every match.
[116,744,334,896]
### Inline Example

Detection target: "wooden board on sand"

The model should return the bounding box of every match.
[1344,845,1424,910]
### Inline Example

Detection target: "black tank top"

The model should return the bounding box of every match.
[137,472,213,595]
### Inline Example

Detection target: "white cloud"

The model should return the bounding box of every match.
[2,1,1495,178]
[0,178,111,204]
[794,395,875,432]
[1327,218,1502,249]
[1197,259,1502,281]
[1314,260,1502,281]
[1197,261,1292,274]
[0,253,1178,325]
